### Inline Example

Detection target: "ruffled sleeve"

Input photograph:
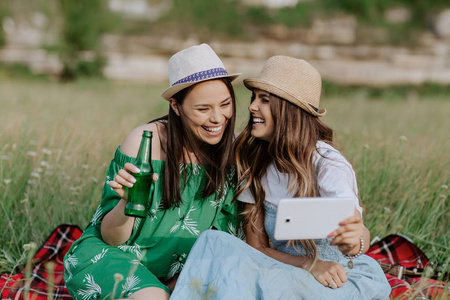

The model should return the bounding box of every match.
[85,146,135,229]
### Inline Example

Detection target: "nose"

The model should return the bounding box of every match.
[210,107,223,123]
[248,100,258,112]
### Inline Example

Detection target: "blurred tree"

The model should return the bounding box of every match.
[162,0,245,39]
[58,0,113,80]
[0,2,10,47]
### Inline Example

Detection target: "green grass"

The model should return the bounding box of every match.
[0,79,449,297]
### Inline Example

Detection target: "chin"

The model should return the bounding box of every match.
[205,137,223,145]
[201,133,224,145]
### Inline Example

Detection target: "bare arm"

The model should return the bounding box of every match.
[101,123,163,246]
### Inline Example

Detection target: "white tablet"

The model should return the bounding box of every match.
[274,197,354,240]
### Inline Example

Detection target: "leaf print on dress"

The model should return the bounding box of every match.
[170,206,200,236]
[226,165,237,186]
[228,220,245,240]
[167,253,187,278]
[133,217,142,232]
[130,259,144,265]
[179,163,186,175]
[210,179,230,208]
[118,244,144,260]
[90,206,102,225]
[121,274,141,298]
[210,166,236,208]
[77,274,101,300]
[149,199,163,221]
[191,164,201,175]
[90,248,108,264]
[64,253,78,280]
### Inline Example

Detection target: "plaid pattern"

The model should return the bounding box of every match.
[2,228,447,300]
[1,224,83,300]
[366,234,449,299]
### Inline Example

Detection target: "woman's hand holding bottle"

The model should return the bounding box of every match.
[107,162,158,201]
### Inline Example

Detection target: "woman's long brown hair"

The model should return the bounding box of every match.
[151,78,237,208]
[235,92,333,269]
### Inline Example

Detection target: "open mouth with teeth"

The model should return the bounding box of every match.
[202,124,224,135]
[252,117,265,124]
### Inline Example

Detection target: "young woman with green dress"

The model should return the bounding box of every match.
[63,44,241,300]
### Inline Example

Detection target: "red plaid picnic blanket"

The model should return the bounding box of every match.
[1,226,448,300]
[366,234,449,299]
[0,224,82,300]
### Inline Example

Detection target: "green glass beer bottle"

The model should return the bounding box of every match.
[124,130,154,218]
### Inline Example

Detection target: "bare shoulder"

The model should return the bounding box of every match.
[120,122,167,160]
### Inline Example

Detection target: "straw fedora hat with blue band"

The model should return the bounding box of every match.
[161,44,241,100]
[243,55,326,117]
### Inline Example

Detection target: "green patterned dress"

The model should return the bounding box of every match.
[64,147,242,299]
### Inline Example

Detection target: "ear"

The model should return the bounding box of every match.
[169,98,180,116]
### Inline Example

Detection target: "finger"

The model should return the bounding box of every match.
[116,169,136,187]
[333,232,361,244]
[333,276,344,288]
[319,278,330,288]
[326,279,338,289]
[152,173,159,182]
[124,162,141,174]
[332,232,361,248]
[107,180,122,189]
[107,180,125,198]
[336,267,348,286]
[329,221,363,240]
[339,207,362,225]
[332,230,360,244]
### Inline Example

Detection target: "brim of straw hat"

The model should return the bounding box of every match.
[243,79,326,117]
[161,73,240,100]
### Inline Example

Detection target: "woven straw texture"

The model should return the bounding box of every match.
[244,55,326,117]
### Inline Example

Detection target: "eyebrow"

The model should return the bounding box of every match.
[257,92,270,98]
[194,96,232,107]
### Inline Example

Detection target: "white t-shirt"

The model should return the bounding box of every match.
[238,141,363,215]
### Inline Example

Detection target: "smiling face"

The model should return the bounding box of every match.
[170,79,233,145]
[248,89,275,142]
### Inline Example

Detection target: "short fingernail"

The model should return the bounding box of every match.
[134,167,140,173]
[154,174,158,181]
[130,177,136,183]
[339,222,344,226]
[328,233,333,238]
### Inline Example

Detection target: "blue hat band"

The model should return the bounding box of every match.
[172,68,229,86]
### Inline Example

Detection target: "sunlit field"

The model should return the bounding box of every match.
[0,79,449,290]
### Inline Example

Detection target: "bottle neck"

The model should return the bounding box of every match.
[136,137,151,163]
[135,133,153,173]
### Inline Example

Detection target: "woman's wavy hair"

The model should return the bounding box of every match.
[234,92,333,270]
[151,78,236,208]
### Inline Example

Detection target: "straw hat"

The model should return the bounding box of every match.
[161,44,240,100]
[243,55,326,117]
